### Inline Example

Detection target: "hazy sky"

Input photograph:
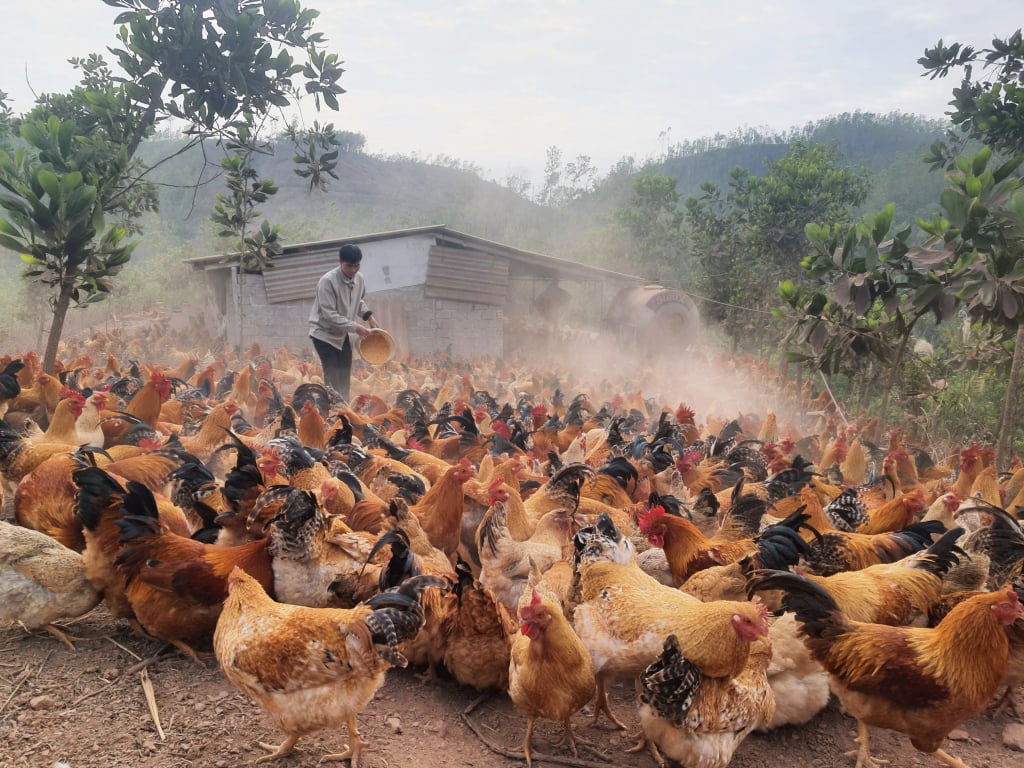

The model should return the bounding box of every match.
[2,1,1020,183]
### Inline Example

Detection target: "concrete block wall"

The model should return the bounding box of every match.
[223,275,313,355]
[224,277,505,361]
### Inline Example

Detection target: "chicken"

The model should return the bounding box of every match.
[27,390,84,445]
[759,527,966,625]
[15,453,88,551]
[508,588,596,767]
[0,358,25,419]
[409,458,474,557]
[747,570,1024,768]
[441,560,517,691]
[758,612,830,730]
[100,370,172,445]
[573,557,769,729]
[801,519,946,576]
[477,494,570,613]
[639,501,807,586]
[0,419,75,498]
[105,479,275,662]
[266,486,394,612]
[372,503,457,680]
[214,567,445,765]
[522,462,592,521]
[0,520,102,648]
[635,633,775,768]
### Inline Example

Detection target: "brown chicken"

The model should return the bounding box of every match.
[635,633,775,768]
[0,520,102,648]
[409,458,474,557]
[639,503,790,586]
[214,567,445,765]
[798,511,944,576]
[573,558,769,729]
[748,570,1024,768]
[107,480,275,661]
[441,560,517,691]
[508,588,596,767]
[758,527,966,625]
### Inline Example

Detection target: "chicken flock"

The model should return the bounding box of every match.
[1,339,1023,768]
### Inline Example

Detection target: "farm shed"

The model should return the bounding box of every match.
[184,225,651,360]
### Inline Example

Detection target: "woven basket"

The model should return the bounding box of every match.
[358,328,396,365]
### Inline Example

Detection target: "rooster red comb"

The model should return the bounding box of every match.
[675,404,696,424]
[637,505,666,534]
[60,387,86,404]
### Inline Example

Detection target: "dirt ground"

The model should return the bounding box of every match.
[2,607,1023,768]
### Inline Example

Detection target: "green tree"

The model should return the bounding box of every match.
[684,140,871,342]
[0,0,345,372]
[615,173,687,280]
[779,148,1023,449]
[920,29,1024,466]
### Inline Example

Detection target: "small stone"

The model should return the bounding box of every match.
[102,668,120,680]
[195,702,206,712]
[386,716,403,734]
[29,695,58,710]
[1003,723,1024,751]
[216,761,228,767]
[947,728,970,741]
[142,740,157,753]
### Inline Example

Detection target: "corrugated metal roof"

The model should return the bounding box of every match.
[424,245,509,305]
[261,245,340,304]
[184,225,648,286]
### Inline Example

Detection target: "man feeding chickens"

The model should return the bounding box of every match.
[309,244,379,401]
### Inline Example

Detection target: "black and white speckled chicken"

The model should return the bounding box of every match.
[635,632,775,768]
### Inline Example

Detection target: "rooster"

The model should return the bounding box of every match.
[801,519,946,576]
[105,479,275,662]
[748,570,1024,768]
[759,527,966,625]
[215,567,446,765]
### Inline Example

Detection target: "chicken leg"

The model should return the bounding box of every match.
[591,675,627,729]
[521,717,537,768]
[320,715,363,767]
[931,748,972,768]
[843,721,889,768]
[255,734,299,763]
[43,624,78,650]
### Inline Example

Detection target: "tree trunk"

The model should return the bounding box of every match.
[42,280,74,374]
[878,334,911,435]
[995,324,1024,470]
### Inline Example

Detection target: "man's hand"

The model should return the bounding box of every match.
[355,324,371,339]
[368,316,380,330]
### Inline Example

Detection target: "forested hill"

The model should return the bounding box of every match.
[584,112,951,219]
[131,110,949,264]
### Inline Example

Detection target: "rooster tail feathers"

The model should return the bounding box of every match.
[749,514,813,571]
[907,526,966,578]
[366,528,416,592]
[477,501,509,557]
[74,466,128,530]
[746,569,847,647]
[889,520,947,554]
